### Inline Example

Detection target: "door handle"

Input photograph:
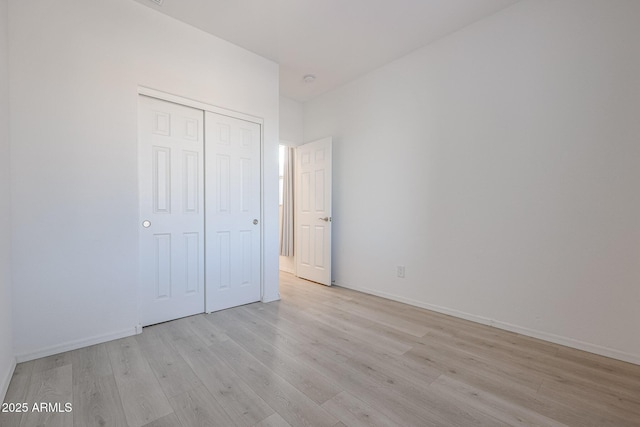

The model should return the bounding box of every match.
[142,220,151,228]
[318,217,331,222]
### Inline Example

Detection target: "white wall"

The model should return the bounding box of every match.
[0,0,15,401]
[279,96,304,144]
[279,96,304,273]
[304,0,640,363]
[9,0,279,360]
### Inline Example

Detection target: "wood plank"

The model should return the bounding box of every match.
[212,336,339,427]
[32,351,73,373]
[246,301,401,360]
[538,378,640,425]
[418,316,560,358]
[170,327,274,427]
[555,345,640,381]
[182,313,230,346]
[243,300,442,389]
[409,336,544,392]
[422,328,640,405]
[207,309,342,404]
[169,385,235,427]
[72,374,127,427]
[283,292,415,355]
[253,413,292,427]
[18,364,73,427]
[315,296,430,337]
[304,344,509,427]
[0,361,35,427]
[137,335,204,399]
[240,304,320,351]
[71,342,126,427]
[70,344,113,380]
[141,412,183,427]
[429,375,567,427]
[404,342,632,427]
[335,281,562,359]
[321,391,399,427]
[235,305,310,356]
[295,348,442,426]
[106,337,173,427]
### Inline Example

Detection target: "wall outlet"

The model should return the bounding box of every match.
[397,266,405,278]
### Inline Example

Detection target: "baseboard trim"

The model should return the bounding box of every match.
[1,357,17,403]
[335,281,640,366]
[279,267,295,275]
[15,327,137,363]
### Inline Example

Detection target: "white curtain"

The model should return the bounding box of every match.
[280,146,294,256]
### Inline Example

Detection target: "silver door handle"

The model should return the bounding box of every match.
[318,217,331,222]
[142,220,151,228]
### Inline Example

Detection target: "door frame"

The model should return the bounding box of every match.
[137,86,265,318]
[278,141,297,276]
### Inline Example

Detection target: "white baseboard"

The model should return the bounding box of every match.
[1,357,17,403]
[335,282,640,366]
[15,327,137,363]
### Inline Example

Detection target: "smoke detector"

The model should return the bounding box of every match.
[303,74,316,84]
[149,0,164,5]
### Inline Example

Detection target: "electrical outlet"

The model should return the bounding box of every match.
[397,266,405,278]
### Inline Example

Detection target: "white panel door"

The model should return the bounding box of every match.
[296,137,332,286]
[139,96,205,326]
[205,112,262,312]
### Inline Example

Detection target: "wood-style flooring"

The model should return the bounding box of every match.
[2,272,640,426]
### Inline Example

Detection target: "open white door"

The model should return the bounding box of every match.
[139,96,205,326]
[205,112,262,312]
[295,137,332,286]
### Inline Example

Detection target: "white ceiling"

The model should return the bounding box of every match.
[134,0,520,102]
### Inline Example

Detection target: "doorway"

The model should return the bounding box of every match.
[278,138,333,286]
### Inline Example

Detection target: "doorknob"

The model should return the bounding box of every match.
[142,220,151,228]
[318,217,331,222]
[253,219,259,225]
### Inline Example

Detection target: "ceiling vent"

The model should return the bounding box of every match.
[149,0,164,5]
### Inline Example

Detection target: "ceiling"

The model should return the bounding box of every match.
[134,0,520,102]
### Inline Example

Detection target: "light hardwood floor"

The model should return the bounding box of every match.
[2,272,640,426]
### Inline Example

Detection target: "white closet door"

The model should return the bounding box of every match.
[205,112,262,312]
[296,137,332,286]
[139,96,205,326]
